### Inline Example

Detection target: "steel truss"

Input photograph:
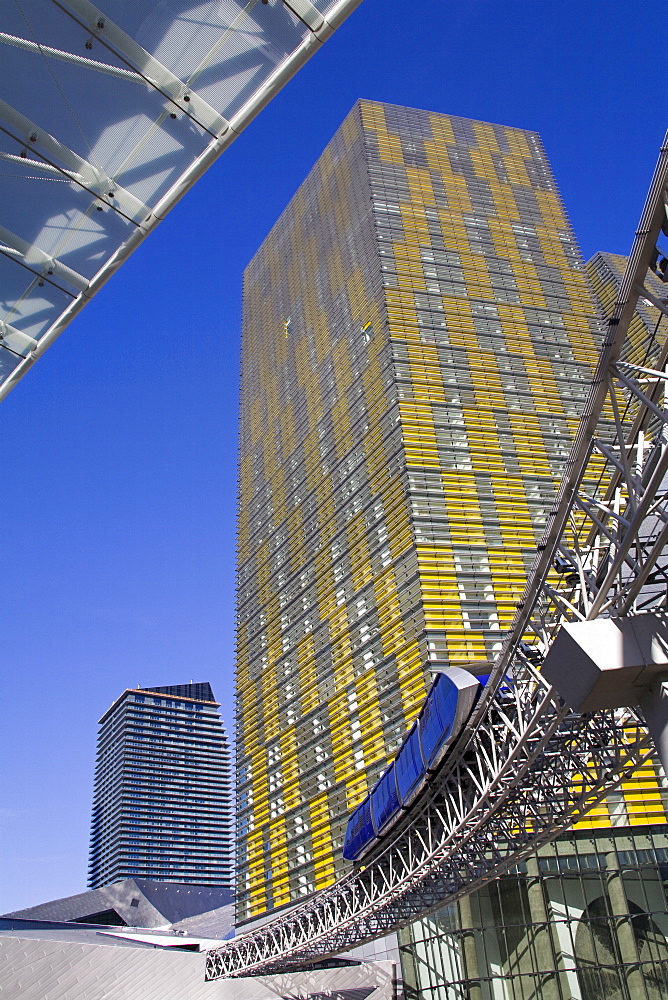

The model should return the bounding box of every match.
[207,134,668,979]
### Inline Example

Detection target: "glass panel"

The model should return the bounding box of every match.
[0,0,326,395]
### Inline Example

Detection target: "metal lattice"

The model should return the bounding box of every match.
[206,134,668,979]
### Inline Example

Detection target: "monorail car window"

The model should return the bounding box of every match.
[370,765,400,835]
[418,673,460,770]
[394,722,425,807]
[342,796,376,862]
[342,669,485,864]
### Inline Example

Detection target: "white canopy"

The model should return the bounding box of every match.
[0,0,360,398]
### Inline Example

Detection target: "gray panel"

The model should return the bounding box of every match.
[4,880,167,929]
[0,934,395,1000]
[134,882,233,923]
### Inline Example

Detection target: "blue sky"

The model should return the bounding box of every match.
[1,0,664,912]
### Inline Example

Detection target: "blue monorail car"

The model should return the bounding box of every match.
[342,667,486,863]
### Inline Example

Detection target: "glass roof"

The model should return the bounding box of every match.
[0,0,360,398]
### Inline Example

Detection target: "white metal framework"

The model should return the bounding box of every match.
[206,135,668,978]
[0,0,362,399]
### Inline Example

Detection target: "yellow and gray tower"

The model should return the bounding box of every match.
[235,100,601,925]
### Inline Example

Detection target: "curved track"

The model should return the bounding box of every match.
[207,135,668,978]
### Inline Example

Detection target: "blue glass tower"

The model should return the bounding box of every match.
[88,682,233,889]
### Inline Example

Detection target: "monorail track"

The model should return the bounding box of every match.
[207,133,668,979]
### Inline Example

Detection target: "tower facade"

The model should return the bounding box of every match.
[396,252,668,999]
[236,100,601,924]
[88,682,233,889]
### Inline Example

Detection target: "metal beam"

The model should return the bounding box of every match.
[283,0,325,32]
[0,150,83,180]
[635,282,668,318]
[0,30,140,82]
[0,224,89,292]
[51,0,230,136]
[0,97,151,224]
[0,321,38,358]
[0,0,364,401]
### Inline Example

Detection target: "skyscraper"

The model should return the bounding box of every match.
[88,682,233,890]
[397,251,668,999]
[236,100,602,925]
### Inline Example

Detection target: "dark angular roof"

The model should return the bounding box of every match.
[132,882,232,923]
[3,879,232,930]
[141,682,216,703]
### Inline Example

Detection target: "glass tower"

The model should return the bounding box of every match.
[88,682,233,889]
[236,100,603,925]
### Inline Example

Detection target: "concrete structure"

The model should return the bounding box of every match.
[89,683,233,889]
[542,612,668,713]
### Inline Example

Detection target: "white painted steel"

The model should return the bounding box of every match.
[0,222,89,291]
[206,135,668,978]
[639,673,668,774]
[0,30,141,82]
[0,0,363,399]
[542,613,668,711]
[50,0,231,135]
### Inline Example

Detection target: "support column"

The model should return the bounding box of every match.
[525,856,564,1000]
[458,892,482,1000]
[605,849,645,1000]
[639,673,668,778]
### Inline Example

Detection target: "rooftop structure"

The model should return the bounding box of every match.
[4,877,234,936]
[0,916,394,1000]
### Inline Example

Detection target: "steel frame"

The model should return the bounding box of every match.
[206,134,668,979]
[0,0,364,400]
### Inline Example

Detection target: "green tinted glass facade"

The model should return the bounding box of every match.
[399,828,668,1000]
[236,101,600,924]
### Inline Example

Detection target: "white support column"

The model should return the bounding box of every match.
[639,673,668,777]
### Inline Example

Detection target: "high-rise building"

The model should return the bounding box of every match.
[235,100,603,925]
[586,250,667,365]
[88,682,233,889]
[396,251,668,999]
